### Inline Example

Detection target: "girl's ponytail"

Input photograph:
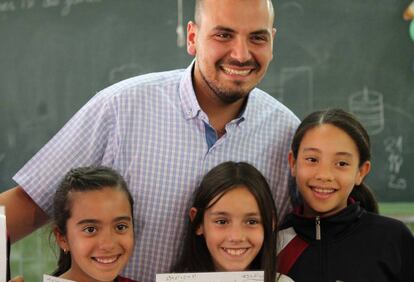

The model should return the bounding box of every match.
[350,183,379,214]
[52,249,71,276]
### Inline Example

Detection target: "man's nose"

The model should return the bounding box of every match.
[229,38,252,63]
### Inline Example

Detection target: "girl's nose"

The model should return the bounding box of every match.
[227,225,246,243]
[315,163,334,182]
[98,229,116,251]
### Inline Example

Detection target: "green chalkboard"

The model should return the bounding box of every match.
[1,0,413,201]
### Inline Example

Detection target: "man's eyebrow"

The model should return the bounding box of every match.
[251,29,271,36]
[212,26,271,37]
[212,26,235,33]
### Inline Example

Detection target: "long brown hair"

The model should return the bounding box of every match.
[174,161,278,282]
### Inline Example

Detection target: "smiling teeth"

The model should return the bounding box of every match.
[94,256,118,264]
[313,187,335,194]
[223,248,248,256]
[222,67,251,76]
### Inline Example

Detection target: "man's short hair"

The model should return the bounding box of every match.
[194,0,275,25]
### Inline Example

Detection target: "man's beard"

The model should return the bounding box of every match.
[201,73,245,104]
[200,59,260,104]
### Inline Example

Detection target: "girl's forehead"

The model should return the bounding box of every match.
[68,187,131,209]
[300,124,359,155]
[67,188,132,220]
[304,124,350,141]
[68,186,120,197]
[206,186,259,211]
[207,185,251,205]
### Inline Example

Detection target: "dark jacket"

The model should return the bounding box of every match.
[278,203,414,282]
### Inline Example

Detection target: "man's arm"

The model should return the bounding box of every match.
[0,186,49,243]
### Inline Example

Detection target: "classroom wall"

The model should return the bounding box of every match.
[1,0,413,201]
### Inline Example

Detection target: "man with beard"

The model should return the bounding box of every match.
[0,0,299,281]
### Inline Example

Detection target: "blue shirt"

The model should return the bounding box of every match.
[14,63,300,282]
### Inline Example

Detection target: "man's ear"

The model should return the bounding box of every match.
[189,207,203,235]
[288,150,297,177]
[187,21,197,56]
[355,160,371,185]
[53,226,69,252]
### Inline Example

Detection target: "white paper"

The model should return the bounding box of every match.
[0,206,7,282]
[43,274,76,282]
[156,271,264,282]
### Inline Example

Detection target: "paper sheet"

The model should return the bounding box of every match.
[43,274,76,282]
[0,206,7,282]
[156,271,264,282]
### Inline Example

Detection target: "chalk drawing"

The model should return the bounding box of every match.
[280,66,314,116]
[280,1,304,17]
[176,0,185,47]
[42,0,60,8]
[388,174,407,190]
[109,63,145,84]
[384,103,414,124]
[384,135,403,156]
[7,132,16,148]
[349,87,384,135]
[21,0,35,9]
[0,0,104,16]
[0,1,16,12]
[384,136,407,190]
[60,0,102,16]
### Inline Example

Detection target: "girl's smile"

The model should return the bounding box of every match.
[195,186,264,271]
[289,124,370,218]
[56,188,134,282]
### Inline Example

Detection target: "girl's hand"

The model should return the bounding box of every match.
[8,275,24,282]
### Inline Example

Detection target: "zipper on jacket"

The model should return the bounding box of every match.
[315,216,321,240]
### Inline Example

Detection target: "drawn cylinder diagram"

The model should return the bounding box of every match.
[349,87,384,135]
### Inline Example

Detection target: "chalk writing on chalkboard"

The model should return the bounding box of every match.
[0,0,104,16]
[384,136,407,190]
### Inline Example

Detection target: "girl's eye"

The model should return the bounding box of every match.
[115,224,129,232]
[337,161,350,167]
[246,218,260,225]
[215,219,228,225]
[305,157,318,163]
[83,226,97,234]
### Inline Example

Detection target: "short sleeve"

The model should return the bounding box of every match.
[13,90,118,215]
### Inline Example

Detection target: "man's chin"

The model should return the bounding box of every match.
[215,91,248,104]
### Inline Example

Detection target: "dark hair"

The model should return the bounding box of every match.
[51,166,134,276]
[194,0,275,25]
[174,161,278,282]
[290,108,378,213]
